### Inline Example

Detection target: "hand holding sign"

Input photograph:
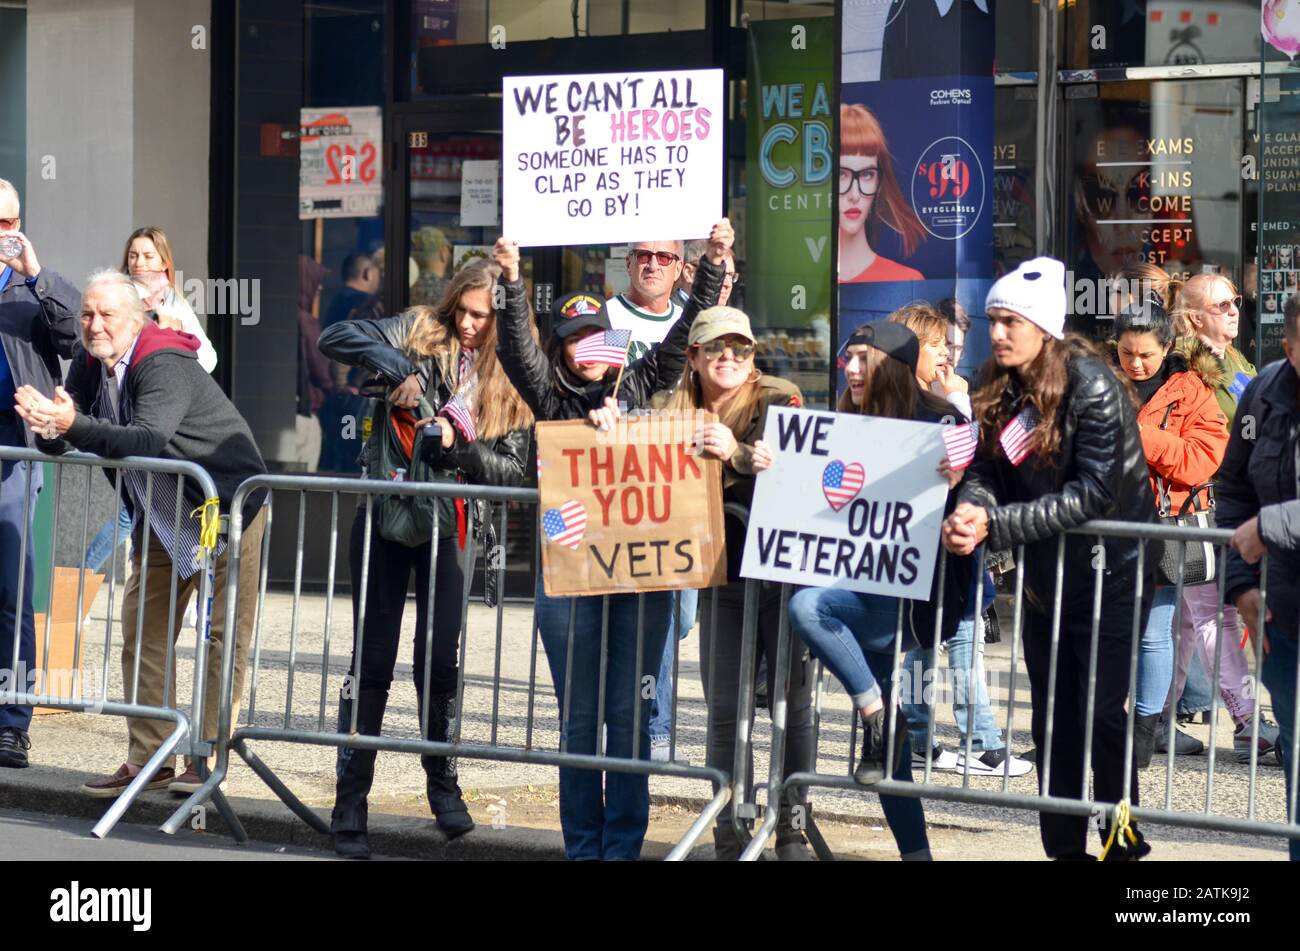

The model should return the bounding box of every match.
[493,237,521,282]
[587,395,621,432]
[751,439,774,472]
[706,218,735,265]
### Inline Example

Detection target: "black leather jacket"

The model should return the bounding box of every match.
[318,311,531,488]
[494,257,725,421]
[1217,361,1300,642]
[957,349,1158,616]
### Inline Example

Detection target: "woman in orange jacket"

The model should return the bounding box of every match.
[1111,299,1229,767]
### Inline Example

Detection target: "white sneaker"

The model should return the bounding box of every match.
[184,599,199,631]
[958,748,1033,777]
[650,736,671,763]
[911,744,960,771]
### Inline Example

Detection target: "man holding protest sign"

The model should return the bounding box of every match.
[493,219,731,861]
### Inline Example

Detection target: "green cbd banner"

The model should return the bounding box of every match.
[745,19,833,392]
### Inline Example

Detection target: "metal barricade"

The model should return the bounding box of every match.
[0,446,245,839]
[743,517,1300,860]
[168,474,732,859]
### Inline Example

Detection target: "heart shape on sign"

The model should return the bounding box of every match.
[542,499,588,549]
[822,460,865,512]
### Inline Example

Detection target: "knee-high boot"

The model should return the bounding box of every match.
[422,690,474,839]
[330,687,388,858]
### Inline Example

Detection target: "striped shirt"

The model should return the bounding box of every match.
[96,335,223,580]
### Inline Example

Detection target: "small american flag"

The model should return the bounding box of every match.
[439,392,477,442]
[999,405,1041,466]
[543,500,587,549]
[942,421,980,469]
[573,329,632,366]
[822,460,865,512]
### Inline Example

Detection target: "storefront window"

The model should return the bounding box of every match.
[0,4,25,200]
[1063,0,1287,71]
[1062,79,1244,337]
[993,84,1037,276]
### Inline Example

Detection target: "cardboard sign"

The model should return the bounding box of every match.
[740,407,948,598]
[502,68,725,247]
[537,413,727,597]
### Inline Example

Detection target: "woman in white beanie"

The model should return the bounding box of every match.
[940,257,1159,861]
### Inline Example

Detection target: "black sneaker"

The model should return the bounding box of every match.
[854,708,906,785]
[0,727,30,769]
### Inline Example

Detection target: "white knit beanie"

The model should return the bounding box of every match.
[985,257,1067,340]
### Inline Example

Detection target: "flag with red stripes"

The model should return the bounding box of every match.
[999,405,1040,466]
[438,392,477,442]
[942,421,980,469]
[573,329,632,366]
[542,499,587,549]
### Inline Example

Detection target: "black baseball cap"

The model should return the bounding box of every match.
[551,291,612,339]
[845,320,919,373]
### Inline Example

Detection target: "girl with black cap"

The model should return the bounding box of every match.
[491,222,731,860]
[942,257,1156,861]
[787,320,972,862]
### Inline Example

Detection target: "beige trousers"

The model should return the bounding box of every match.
[120,506,267,769]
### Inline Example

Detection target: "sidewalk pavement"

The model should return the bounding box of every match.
[2,585,1293,860]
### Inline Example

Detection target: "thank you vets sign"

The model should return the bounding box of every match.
[503,68,725,247]
[537,414,728,597]
[741,408,948,598]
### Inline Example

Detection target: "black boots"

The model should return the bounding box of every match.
[331,689,386,860]
[1133,712,1161,769]
[854,707,907,785]
[423,691,474,840]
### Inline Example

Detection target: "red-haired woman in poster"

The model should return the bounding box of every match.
[838,103,926,283]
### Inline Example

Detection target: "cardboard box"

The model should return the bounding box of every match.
[31,568,104,715]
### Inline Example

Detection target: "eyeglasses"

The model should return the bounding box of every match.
[721,272,739,288]
[1207,296,1243,314]
[838,166,879,197]
[699,338,755,361]
[630,249,680,268]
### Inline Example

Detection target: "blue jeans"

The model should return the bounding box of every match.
[787,587,910,709]
[649,588,697,742]
[534,576,673,860]
[1179,646,1214,717]
[83,504,135,573]
[903,617,1005,752]
[0,453,40,732]
[1259,625,1299,862]
[1135,586,1177,716]
[862,647,930,857]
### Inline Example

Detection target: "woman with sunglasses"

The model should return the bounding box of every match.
[492,221,731,861]
[1168,274,1282,764]
[789,322,974,861]
[653,307,813,860]
[838,104,926,284]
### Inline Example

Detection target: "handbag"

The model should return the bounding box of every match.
[1155,476,1217,588]
[368,396,446,547]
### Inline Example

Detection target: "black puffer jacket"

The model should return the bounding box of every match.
[494,257,725,421]
[1217,361,1300,642]
[957,347,1159,616]
[318,311,531,490]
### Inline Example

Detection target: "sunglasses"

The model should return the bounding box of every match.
[1207,295,1243,314]
[699,338,755,361]
[630,249,680,267]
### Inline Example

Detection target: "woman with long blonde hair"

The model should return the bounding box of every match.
[318,259,534,859]
[655,306,813,860]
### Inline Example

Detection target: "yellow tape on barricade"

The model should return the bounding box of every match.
[1098,799,1138,861]
[190,496,222,552]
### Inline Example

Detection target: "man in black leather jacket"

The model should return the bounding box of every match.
[942,257,1156,861]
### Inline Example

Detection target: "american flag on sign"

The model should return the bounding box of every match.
[573,329,632,366]
[542,500,587,549]
[822,460,865,512]
[942,421,980,469]
[438,392,477,442]
[999,405,1041,466]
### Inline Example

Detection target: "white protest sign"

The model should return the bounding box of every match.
[502,68,724,247]
[740,407,949,598]
[460,159,500,226]
[299,106,383,219]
